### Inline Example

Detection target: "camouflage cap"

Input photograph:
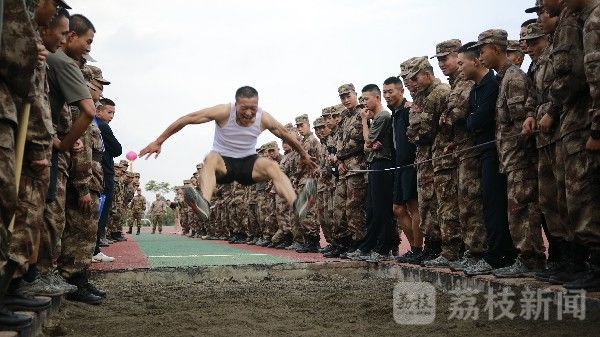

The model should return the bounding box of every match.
[126,171,135,177]
[473,29,508,48]
[507,40,521,52]
[183,179,191,185]
[295,114,310,125]
[196,163,204,169]
[430,39,462,59]
[321,106,333,116]
[525,0,542,13]
[404,56,432,80]
[400,57,417,78]
[284,122,296,132]
[81,65,94,82]
[313,116,326,128]
[522,23,546,41]
[264,141,279,151]
[134,172,140,177]
[87,65,111,85]
[119,160,129,167]
[257,144,267,153]
[332,104,345,114]
[338,83,355,96]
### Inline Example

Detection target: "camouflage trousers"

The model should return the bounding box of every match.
[556,131,600,248]
[58,191,100,278]
[416,157,440,242]
[506,167,545,265]
[8,169,50,274]
[131,212,143,230]
[458,156,486,255]
[258,194,277,238]
[538,144,567,239]
[0,122,16,269]
[271,194,292,244]
[151,214,164,232]
[247,203,260,238]
[298,181,319,239]
[188,210,200,233]
[433,168,461,260]
[218,203,230,236]
[228,201,246,235]
[316,187,333,243]
[333,174,367,242]
[38,151,69,274]
[180,208,189,234]
[107,204,124,234]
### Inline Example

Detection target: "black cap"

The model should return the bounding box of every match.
[56,0,72,10]
[524,0,541,13]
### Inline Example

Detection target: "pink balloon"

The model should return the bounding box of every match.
[126,151,138,161]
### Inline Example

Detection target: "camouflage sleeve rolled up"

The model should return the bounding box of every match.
[583,5,600,132]
[548,10,587,130]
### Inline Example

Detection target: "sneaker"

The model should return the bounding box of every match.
[423,255,453,268]
[18,278,64,297]
[66,285,103,305]
[365,251,392,264]
[92,252,115,263]
[492,258,539,278]
[449,252,479,272]
[346,249,367,260]
[293,179,317,219]
[395,250,416,263]
[2,287,51,312]
[464,259,494,276]
[84,282,107,298]
[44,272,78,294]
[183,187,210,222]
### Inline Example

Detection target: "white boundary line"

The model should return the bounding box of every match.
[148,254,270,258]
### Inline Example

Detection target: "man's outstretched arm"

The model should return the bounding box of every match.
[139,104,229,159]
[262,111,318,171]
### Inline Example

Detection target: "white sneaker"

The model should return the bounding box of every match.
[92,252,115,262]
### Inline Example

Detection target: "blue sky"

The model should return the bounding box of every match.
[66,0,536,200]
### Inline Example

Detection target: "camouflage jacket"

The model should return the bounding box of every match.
[581,0,600,133]
[297,132,322,183]
[337,106,367,176]
[446,74,477,161]
[533,45,559,148]
[69,107,104,195]
[150,199,167,215]
[496,61,538,173]
[0,0,38,127]
[131,195,146,213]
[548,8,589,137]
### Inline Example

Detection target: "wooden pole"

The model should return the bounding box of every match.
[8,102,31,232]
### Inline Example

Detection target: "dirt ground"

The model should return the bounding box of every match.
[43,270,600,337]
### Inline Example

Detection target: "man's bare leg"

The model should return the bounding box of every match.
[199,152,228,202]
[394,204,414,247]
[407,198,423,248]
[252,157,296,206]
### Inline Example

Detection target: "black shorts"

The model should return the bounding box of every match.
[216,154,258,186]
[393,166,417,205]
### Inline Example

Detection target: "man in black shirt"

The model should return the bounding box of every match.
[458,43,516,276]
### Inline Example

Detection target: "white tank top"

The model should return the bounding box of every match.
[212,102,263,158]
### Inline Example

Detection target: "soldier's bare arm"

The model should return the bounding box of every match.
[139,104,230,159]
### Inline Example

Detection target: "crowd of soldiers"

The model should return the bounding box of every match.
[176,0,600,293]
[0,0,158,329]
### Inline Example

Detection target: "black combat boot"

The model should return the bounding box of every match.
[296,236,320,253]
[65,273,102,305]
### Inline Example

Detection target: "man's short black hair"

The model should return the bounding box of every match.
[69,14,96,36]
[99,98,115,107]
[521,18,537,28]
[383,76,404,88]
[50,7,70,27]
[362,84,381,96]
[458,42,480,60]
[235,86,259,101]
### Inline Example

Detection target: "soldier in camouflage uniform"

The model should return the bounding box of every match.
[403,57,445,265]
[474,29,545,278]
[257,142,281,247]
[426,40,477,268]
[271,126,297,249]
[294,114,322,253]
[123,171,135,233]
[228,181,249,243]
[327,84,367,258]
[507,40,525,68]
[313,116,334,247]
[553,0,600,290]
[245,182,260,244]
[129,188,146,235]
[0,0,62,324]
[150,193,167,234]
[108,160,128,241]
[322,106,344,256]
